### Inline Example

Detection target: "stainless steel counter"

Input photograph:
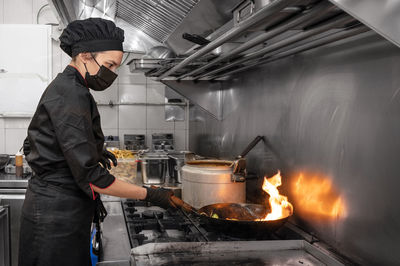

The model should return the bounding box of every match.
[98,195,131,266]
[131,240,345,266]
[0,173,28,266]
[0,174,29,189]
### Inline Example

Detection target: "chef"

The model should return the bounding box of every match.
[18,18,176,266]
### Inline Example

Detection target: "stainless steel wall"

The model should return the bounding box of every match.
[189,32,400,265]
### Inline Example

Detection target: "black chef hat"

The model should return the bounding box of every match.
[59,18,124,57]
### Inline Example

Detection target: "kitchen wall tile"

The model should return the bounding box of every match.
[98,106,118,129]
[0,118,5,153]
[4,118,31,129]
[0,130,4,153]
[147,84,165,103]
[4,0,33,24]
[117,66,146,85]
[119,105,146,129]
[119,84,146,103]
[174,129,187,151]
[146,106,174,130]
[61,51,71,69]
[33,0,57,24]
[5,128,27,154]
[102,128,118,137]
[117,65,133,76]
[52,39,63,79]
[173,120,187,130]
[146,77,162,85]
[0,0,4,23]
[91,83,118,103]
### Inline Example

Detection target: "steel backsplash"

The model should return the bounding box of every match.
[188,32,400,265]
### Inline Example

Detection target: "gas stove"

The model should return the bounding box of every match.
[117,199,353,266]
[121,199,305,247]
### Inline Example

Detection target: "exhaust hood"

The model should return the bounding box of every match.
[48,0,400,118]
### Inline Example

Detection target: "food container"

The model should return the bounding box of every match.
[140,153,169,185]
[182,160,246,209]
[109,158,137,183]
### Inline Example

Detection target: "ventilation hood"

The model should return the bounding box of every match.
[48,0,400,119]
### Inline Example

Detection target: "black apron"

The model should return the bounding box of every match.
[18,174,100,266]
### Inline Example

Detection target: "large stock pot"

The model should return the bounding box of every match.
[181,160,246,209]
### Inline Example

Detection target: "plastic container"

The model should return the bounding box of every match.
[109,158,137,183]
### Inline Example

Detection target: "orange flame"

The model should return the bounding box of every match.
[259,170,293,221]
[291,172,346,219]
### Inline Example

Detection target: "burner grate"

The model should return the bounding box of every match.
[121,199,304,248]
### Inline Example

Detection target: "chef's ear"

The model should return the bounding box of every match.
[78,52,93,63]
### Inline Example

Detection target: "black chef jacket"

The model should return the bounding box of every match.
[26,65,115,199]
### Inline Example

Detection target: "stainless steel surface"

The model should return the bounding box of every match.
[165,0,242,55]
[199,13,355,79]
[167,154,185,183]
[145,46,176,59]
[140,153,169,185]
[211,25,370,79]
[179,1,333,79]
[158,0,293,80]
[128,58,162,73]
[0,179,28,189]
[130,240,344,266]
[329,0,400,48]
[99,199,131,266]
[189,105,222,158]
[48,0,162,53]
[181,161,245,209]
[116,0,199,43]
[0,206,10,266]
[163,80,223,120]
[189,33,400,265]
[0,189,25,266]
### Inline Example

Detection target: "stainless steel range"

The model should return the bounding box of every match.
[116,199,352,266]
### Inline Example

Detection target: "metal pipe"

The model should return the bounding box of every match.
[197,13,354,79]
[0,114,33,118]
[178,1,333,80]
[97,102,187,107]
[157,0,296,80]
[208,25,369,80]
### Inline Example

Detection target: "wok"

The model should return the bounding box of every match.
[198,203,290,238]
[170,197,290,238]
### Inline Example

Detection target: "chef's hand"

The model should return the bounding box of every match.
[144,187,177,210]
[99,149,118,170]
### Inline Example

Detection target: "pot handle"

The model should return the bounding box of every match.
[231,158,246,182]
[238,135,264,158]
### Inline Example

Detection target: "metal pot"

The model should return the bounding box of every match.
[140,153,169,185]
[181,160,246,209]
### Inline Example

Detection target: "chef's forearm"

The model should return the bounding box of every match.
[92,179,147,200]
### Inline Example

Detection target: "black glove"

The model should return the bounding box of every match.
[23,137,31,156]
[144,187,177,210]
[99,149,118,170]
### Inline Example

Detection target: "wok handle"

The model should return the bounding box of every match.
[170,195,198,214]
[239,136,265,158]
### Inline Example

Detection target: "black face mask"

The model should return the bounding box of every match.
[84,56,118,91]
